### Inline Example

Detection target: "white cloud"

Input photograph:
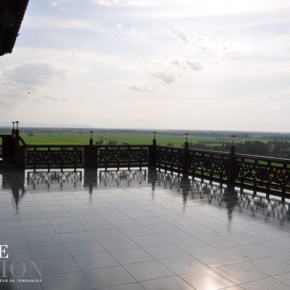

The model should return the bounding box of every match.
[2,62,67,86]
[186,61,203,71]
[49,0,71,8]
[1,0,290,131]
[171,59,203,71]
[111,23,145,40]
[50,2,62,8]
[169,27,190,43]
[152,72,174,84]
[90,0,164,7]
[41,95,68,102]
[23,15,104,32]
[129,85,156,93]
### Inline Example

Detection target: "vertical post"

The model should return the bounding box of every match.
[227,135,237,184]
[13,121,20,163]
[89,131,94,146]
[16,146,25,168]
[84,131,97,168]
[12,121,15,136]
[15,121,19,138]
[183,133,190,174]
[148,131,157,167]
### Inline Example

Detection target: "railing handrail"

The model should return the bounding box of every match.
[96,144,150,148]
[18,136,27,146]
[157,145,230,156]
[24,144,86,148]
[235,153,290,163]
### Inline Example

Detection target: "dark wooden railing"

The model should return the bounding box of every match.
[2,132,290,196]
[22,144,150,169]
[97,145,149,168]
[235,153,290,194]
[24,145,85,169]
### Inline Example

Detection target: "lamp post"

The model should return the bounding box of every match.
[12,121,15,136]
[89,131,93,146]
[152,131,157,146]
[184,133,189,149]
[15,121,19,138]
[231,134,236,154]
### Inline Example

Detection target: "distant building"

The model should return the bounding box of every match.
[0,0,29,56]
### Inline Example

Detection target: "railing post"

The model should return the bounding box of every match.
[16,146,25,168]
[84,131,98,168]
[148,132,157,167]
[183,133,190,174]
[84,145,98,168]
[227,135,237,184]
[12,121,20,162]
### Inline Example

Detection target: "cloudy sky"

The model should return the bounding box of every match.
[1,0,290,131]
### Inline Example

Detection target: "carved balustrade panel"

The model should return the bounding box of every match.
[98,146,148,167]
[188,150,228,180]
[236,155,290,193]
[156,147,183,170]
[26,146,84,168]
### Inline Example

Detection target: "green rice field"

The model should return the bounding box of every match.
[21,132,258,147]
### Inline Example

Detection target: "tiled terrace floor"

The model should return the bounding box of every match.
[1,167,290,289]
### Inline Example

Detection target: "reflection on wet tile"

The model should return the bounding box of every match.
[160,255,209,274]
[58,232,94,244]
[90,228,126,241]
[242,277,290,290]
[6,247,31,261]
[140,276,195,290]
[247,257,290,276]
[276,251,290,265]
[110,248,154,265]
[2,167,290,289]
[221,245,268,261]
[101,283,144,290]
[52,223,85,234]
[119,225,153,237]
[84,266,135,288]
[0,220,20,229]
[124,260,174,281]
[29,244,70,260]
[143,244,186,260]
[180,269,236,290]
[0,282,43,290]
[25,234,62,247]
[99,237,139,251]
[275,272,290,286]
[0,228,23,238]
[48,216,78,225]
[74,252,119,270]
[130,234,168,247]
[215,262,268,284]
[40,256,80,276]
[1,237,27,249]
[22,225,55,237]
[42,272,92,290]
[193,249,240,268]
[65,240,105,256]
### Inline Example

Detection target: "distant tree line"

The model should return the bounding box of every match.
[188,140,290,158]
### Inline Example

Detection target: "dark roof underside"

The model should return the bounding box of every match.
[0,0,29,56]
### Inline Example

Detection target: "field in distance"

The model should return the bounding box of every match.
[20,131,268,148]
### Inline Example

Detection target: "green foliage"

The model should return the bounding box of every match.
[20,132,250,147]
[20,132,290,157]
